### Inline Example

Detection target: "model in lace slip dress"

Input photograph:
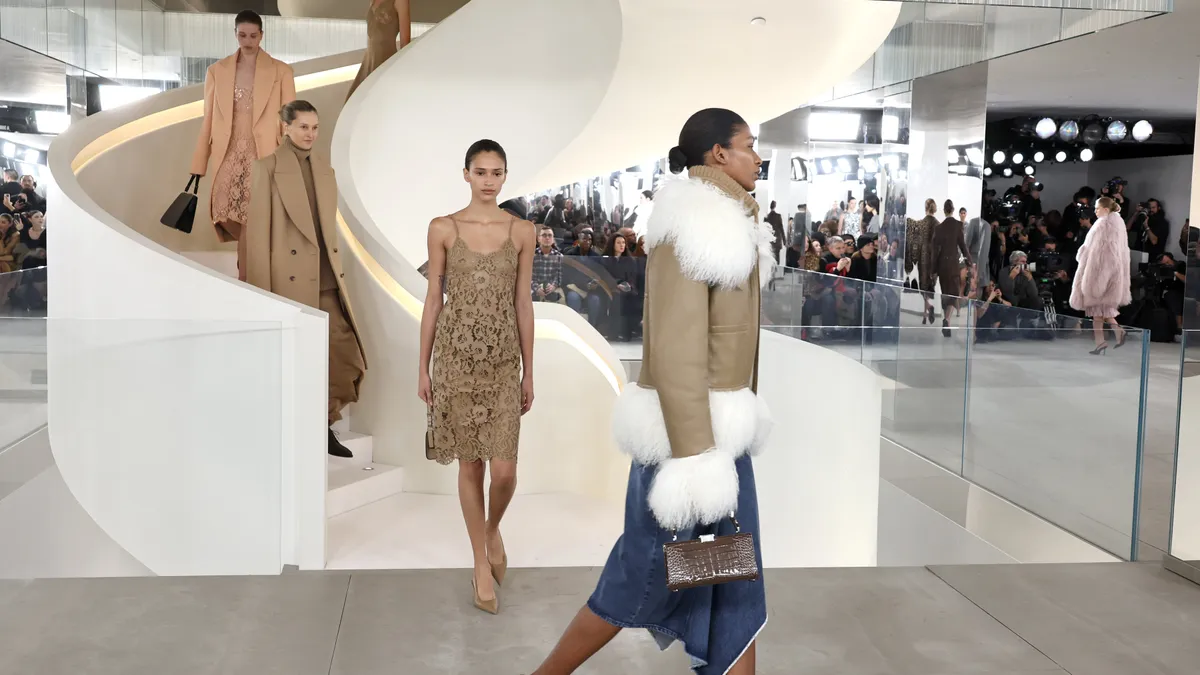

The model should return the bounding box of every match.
[417,139,536,616]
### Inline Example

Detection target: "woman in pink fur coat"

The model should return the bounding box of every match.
[1070,196,1131,354]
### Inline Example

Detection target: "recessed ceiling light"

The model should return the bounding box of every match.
[750,17,766,26]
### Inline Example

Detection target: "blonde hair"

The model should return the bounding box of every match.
[1096,196,1120,214]
[925,198,937,215]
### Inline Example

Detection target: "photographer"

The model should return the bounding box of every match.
[1143,198,1170,260]
[1127,201,1150,253]
[1060,190,1095,251]
[999,250,1042,312]
[975,280,1016,342]
[1101,177,1129,214]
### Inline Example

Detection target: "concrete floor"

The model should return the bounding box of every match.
[0,563,1197,674]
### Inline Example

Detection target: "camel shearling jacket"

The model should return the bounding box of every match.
[244,143,367,364]
[611,166,775,530]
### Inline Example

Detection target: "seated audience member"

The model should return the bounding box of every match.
[998,250,1041,312]
[848,235,878,283]
[1159,252,1186,334]
[601,233,641,341]
[975,280,1015,341]
[821,236,851,276]
[0,214,17,273]
[564,230,600,257]
[531,226,565,304]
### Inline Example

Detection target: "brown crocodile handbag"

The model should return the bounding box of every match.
[664,514,759,591]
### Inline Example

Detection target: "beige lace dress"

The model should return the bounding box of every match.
[347,0,401,100]
[430,217,522,464]
[210,54,256,226]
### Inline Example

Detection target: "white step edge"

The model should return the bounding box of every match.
[326,462,404,518]
[329,431,373,468]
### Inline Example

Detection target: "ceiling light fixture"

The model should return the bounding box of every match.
[992,150,1006,164]
[1033,151,1045,163]
[1106,120,1128,143]
[1058,120,1079,142]
[1025,165,1036,176]
[1055,150,1068,163]
[750,17,767,26]
[1012,152,1024,164]
[1035,117,1057,140]
[1003,167,1013,177]
[965,147,984,165]
[983,167,992,176]
[1080,148,1094,162]
[1132,120,1153,142]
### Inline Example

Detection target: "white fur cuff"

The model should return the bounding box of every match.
[612,385,773,466]
[648,450,739,530]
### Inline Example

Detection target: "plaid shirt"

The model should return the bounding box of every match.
[532,246,564,294]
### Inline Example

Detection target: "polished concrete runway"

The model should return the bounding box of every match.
[0,563,1197,674]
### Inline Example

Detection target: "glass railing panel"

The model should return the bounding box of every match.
[0,268,47,452]
[962,300,1148,558]
[0,0,50,54]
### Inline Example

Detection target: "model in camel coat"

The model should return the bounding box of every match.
[191,49,296,241]
[244,142,367,365]
[611,165,775,529]
[1071,212,1132,317]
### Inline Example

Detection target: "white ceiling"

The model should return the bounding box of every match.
[987,0,1200,119]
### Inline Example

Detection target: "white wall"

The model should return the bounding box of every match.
[1017,161,1090,215]
[1090,155,1192,256]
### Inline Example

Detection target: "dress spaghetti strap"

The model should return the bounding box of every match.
[507,216,516,242]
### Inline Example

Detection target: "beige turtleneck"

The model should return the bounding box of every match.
[688,164,761,222]
[283,137,337,291]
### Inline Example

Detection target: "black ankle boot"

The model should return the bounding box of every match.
[328,428,353,458]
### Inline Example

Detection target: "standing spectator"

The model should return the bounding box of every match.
[1143,198,1170,261]
[793,203,808,237]
[0,169,20,200]
[18,175,44,212]
[531,227,565,304]
[765,200,785,265]
[601,233,640,340]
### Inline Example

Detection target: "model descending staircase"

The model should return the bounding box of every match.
[184,250,405,518]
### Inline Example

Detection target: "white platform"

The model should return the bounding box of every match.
[325,431,405,518]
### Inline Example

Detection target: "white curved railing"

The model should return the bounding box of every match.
[45,0,900,575]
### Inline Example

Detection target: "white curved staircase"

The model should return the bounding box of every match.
[42,0,900,577]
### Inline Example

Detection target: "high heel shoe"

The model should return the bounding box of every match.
[1114,331,1127,349]
[1089,343,1109,356]
[488,533,508,586]
[942,318,951,338]
[472,575,498,615]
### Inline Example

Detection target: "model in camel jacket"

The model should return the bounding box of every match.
[610,165,775,530]
[1070,210,1132,315]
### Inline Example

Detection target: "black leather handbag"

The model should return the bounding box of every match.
[161,175,200,234]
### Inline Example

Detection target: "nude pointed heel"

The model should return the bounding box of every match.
[490,551,508,586]
[488,528,508,585]
[472,577,498,615]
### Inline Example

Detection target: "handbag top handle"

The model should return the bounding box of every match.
[671,512,741,542]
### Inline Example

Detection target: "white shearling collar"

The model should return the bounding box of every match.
[644,176,774,289]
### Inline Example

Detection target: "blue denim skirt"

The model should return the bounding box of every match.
[588,455,766,674]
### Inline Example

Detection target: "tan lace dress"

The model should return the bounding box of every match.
[347,0,401,100]
[430,218,522,464]
[210,54,256,226]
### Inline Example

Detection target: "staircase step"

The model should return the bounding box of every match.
[327,460,404,518]
[329,431,373,468]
